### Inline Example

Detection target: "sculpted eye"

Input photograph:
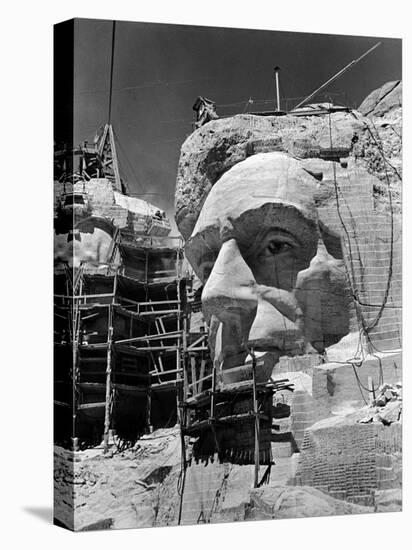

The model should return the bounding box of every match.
[267,240,293,255]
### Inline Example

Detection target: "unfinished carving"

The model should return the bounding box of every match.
[183,151,351,383]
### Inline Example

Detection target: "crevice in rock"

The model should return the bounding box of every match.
[363,81,401,116]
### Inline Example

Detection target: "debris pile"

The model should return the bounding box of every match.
[359,382,402,425]
[54,427,183,530]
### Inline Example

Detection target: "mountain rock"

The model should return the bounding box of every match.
[358,80,402,117]
[175,82,402,240]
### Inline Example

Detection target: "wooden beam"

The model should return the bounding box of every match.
[78,402,106,410]
[188,372,213,389]
[54,293,114,300]
[146,386,152,434]
[108,124,122,192]
[135,309,180,317]
[151,380,178,389]
[190,356,197,394]
[223,412,268,423]
[54,400,71,408]
[198,358,206,394]
[103,275,117,452]
[122,345,179,352]
[187,334,207,350]
[252,351,260,488]
[138,300,180,306]
[114,331,181,345]
[150,368,183,376]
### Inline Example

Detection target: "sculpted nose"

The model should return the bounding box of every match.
[202,238,258,323]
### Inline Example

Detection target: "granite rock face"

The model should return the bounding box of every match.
[249,484,372,519]
[175,82,402,240]
[358,81,402,117]
[175,112,360,240]
[170,82,402,518]
[54,428,182,531]
[175,82,402,358]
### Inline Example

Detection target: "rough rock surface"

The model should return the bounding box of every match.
[54,428,183,531]
[352,83,402,214]
[55,429,375,530]
[175,82,402,239]
[55,392,402,529]
[294,414,402,508]
[358,81,402,117]
[249,484,372,519]
[175,112,360,239]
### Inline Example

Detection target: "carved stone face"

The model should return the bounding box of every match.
[184,152,351,381]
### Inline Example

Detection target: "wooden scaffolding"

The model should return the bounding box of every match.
[54,233,190,450]
[179,289,294,488]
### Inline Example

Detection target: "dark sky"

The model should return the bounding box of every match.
[73,18,401,235]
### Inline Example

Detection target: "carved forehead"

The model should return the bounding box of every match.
[185,153,321,275]
[191,152,318,238]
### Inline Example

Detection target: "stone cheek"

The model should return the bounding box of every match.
[295,248,352,351]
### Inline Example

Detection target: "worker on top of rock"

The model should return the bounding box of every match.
[193,96,219,129]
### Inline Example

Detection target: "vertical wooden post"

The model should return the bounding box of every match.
[210,360,216,420]
[144,249,149,286]
[103,315,113,452]
[72,267,83,450]
[182,307,188,402]
[190,356,197,396]
[175,280,182,417]
[211,322,222,421]
[72,323,79,451]
[146,385,152,434]
[368,376,375,404]
[252,349,260,488]
[198,356,206,395]
[103,274,117,452]
[129,317,133,340]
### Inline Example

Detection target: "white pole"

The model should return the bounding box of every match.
[274,66,281,111]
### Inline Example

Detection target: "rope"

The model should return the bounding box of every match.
[112,127,145,194]
[327,107,396,336]
[325,104,399,399]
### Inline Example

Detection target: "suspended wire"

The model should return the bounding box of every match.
[264,70,275,107]
[75,75,218,96]
[279,69,297,112]
[350,113,396,330]
[112,127,146,194]
[351,365,370,405]
[108,21,116,124]
[278,75,288,112]
[325,99,400,400]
